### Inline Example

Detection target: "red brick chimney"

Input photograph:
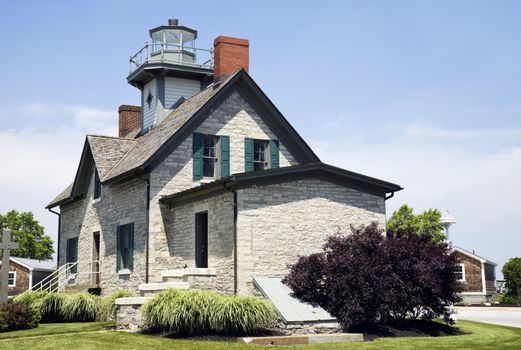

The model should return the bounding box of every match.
[118,105,141,138]
[213,36,249,81]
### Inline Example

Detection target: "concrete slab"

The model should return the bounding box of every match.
[455,306,521,328]
[238,333,364,345]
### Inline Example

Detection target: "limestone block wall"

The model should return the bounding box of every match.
[159,192,235,293]
[235,178,386,294]
[148,90,299,282]
[59,168,147,294]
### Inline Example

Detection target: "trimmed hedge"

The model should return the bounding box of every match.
[142,289,277,335]
[0,303,40,332]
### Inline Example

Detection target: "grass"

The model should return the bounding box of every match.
[0,322,113,340]
[0,320,519,349]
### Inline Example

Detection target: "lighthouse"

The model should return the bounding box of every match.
[127,18,214,133]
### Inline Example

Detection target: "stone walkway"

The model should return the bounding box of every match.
[455,306,521,328]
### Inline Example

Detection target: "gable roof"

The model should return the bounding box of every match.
[48,69,321,208]
[103,70,320,184]
[453,246,497,266]
[2,257,56,271]
[46,136,135,208]
[161,162,403,206]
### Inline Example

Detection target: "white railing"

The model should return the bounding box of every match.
[19,261,100,296]
[129,42,214,74]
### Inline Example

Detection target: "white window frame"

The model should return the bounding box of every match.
[8,271,16,287]
[455,263,465,282]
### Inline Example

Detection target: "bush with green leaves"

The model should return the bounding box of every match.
[142,289,277,335]
[61,293,103,322]
[502,257,521,297]
[0,302,40,332]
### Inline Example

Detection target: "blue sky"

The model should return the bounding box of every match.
[0,1,520,277]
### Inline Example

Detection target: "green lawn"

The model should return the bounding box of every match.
[0,320,519,349]
[0,322,113,339]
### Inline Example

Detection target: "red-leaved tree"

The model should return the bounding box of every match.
[282,223,462,329]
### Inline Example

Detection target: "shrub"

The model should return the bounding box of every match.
[210,295,277,334]
[102,290,137,321]
[498,294,521,305]
[0,303,40,332]
[61,293,103,322]
[283,222,462,330]
[142,289,276,335]
[14,291,105,322]
[502,257,521,297]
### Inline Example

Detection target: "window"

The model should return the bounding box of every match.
[454,263,465,281]
[193,133,229,180]
[253,140,268,171]
[66,237,78,273]
[203,135,219,178]
[93,169,101,200]
[8,272,15,287]
[117,223,134,272]
[245,138,279,172]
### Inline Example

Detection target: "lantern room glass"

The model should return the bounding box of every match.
[151,29,196,53]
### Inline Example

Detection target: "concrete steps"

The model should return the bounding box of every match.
[138,281,189,296]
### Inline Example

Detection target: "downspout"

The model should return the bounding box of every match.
[140,176,151,284]
[223,181,238,295]
[48,208,61,269]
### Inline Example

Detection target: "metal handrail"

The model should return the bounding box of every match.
[129,42,214,73]
[18,260,101,297]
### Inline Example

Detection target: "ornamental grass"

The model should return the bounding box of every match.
[142,289,277,335]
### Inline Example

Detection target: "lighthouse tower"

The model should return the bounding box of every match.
[127,18,214,133]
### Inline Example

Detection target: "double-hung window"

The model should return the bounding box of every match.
[245,138,279,172]
[253,140,269,171]
[454,263,465,282]
[117,223,134,272]
[193,133,230,180]
[7,272,15,287]
[203,135,219,178]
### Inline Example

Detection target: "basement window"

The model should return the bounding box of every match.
[454,263,465,282]
[8,272,15,287]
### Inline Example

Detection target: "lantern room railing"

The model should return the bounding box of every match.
[129,42,214,74]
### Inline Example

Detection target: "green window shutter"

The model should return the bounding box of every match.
[116,226,121,271]
[220,136,230,178]
[193,133,204,180]
[244,138,254,172]
[72,237,78,273]
[270,140,279,169]
[128,223,134,271]
[66,238,70,273]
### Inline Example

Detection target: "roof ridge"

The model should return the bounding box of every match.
[87,134,136,141]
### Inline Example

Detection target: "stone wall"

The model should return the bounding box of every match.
[235,178,386,294]
[162,192,235,293]
[148,90,299,282]
[453,251,483,293]
[59,167,147,294]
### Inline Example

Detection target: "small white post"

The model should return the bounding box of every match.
[0,229,19,304]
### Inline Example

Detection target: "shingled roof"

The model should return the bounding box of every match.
[47,69,321,208]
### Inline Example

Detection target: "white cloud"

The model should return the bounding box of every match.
[397,123,521,141]
[311,126,521,278]
[0,103,117,254]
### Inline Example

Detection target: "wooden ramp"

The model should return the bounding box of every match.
[252,276,337,325]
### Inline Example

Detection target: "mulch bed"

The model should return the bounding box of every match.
[352,320,466,341]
